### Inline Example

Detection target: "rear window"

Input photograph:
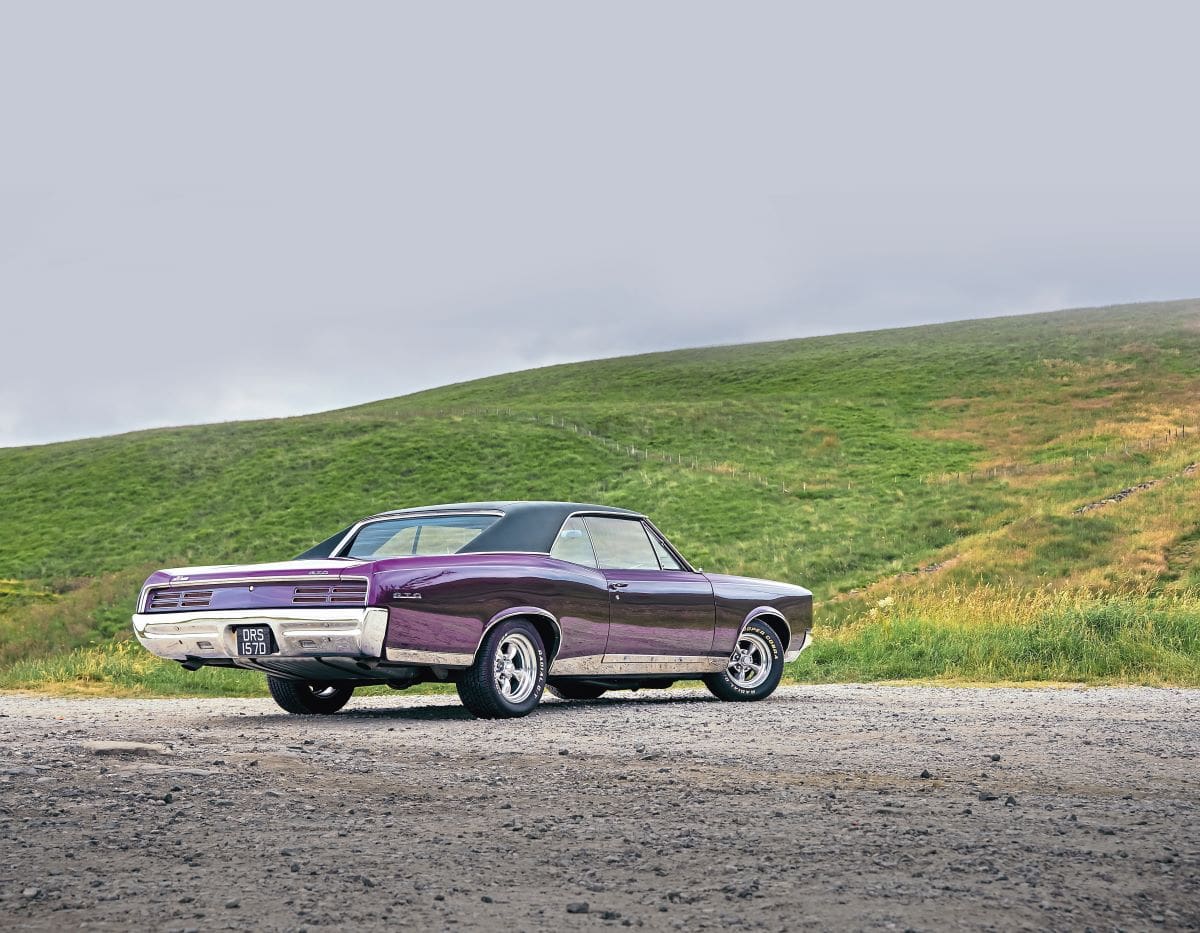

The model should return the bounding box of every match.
[342,514,500,559]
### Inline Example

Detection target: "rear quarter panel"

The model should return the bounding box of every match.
[372,554,610,662]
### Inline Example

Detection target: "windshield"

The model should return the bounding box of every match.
[340,514,501,559]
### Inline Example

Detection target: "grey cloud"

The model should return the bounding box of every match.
[2,1,1199,446]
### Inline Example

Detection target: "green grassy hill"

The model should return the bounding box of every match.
[3,298,1200,693]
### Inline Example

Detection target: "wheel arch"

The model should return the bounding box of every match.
[738,607,791,655]
[477,607,562,663]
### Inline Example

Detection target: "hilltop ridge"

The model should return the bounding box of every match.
[2,298,1199,691]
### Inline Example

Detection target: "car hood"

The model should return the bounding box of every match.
[702,572,812,598]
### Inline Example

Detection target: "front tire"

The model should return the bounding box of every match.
[267,677,354,715]
[703,620,784,702]
[457,619,547,718]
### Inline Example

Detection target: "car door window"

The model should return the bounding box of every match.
[550,516,599,568]
[584,517,660,570]
[646,526,682,570]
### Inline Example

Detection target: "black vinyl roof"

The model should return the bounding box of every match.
[364,501,644,555]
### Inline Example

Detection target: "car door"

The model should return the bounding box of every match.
[582,516,716,659]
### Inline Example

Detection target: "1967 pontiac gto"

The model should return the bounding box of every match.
[132,501,813,718]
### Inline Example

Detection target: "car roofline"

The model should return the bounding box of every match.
[360,501,646,522]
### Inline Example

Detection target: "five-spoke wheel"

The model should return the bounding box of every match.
[492,631,540,705]
[703,619,784,701]
[726,630,773,690]
[457,618,547,718]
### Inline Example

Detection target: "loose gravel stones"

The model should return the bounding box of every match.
[80,740,171,756]
[0,686,1197,931]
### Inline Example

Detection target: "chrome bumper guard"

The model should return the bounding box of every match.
[783,628,812,663]
[131,607,389,662]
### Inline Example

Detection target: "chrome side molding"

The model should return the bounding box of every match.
[551,654,726,676]
[384,648,473,667]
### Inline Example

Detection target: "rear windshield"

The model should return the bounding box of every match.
[341,514,501,559]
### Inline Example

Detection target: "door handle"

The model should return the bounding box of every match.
[607,582,629,590]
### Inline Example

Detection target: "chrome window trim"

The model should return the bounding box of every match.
[545,511,696,574]
[332,510,506,560]
[330,508,645,564]
[641,520,696,573]
[365,507,507,522]
[548,515,601,569]
[579,514,664,573]
[549,509,646,543]
[546,509,651,570]
[370,550,551,558]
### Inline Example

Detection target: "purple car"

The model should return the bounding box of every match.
[132,501,813,718]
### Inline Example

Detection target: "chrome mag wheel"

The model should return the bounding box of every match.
[727,631,773,690]
[493,632,538,704]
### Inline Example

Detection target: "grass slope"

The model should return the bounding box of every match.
[3,298,1200,694]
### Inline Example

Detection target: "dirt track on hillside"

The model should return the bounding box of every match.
[0,686,1197,931]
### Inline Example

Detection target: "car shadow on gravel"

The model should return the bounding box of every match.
[201,692,722,726]
[340,693,721,719]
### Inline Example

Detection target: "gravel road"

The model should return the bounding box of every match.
[1,685,1197,932]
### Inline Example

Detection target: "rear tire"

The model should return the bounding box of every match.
[703,620,784,702]
[457,619,547,718]
[267,677,354,715]
[547,682,607,701]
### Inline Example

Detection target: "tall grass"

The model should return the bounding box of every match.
[0,640,454,698]
[796,584,1200,684]
[0,641,267,696]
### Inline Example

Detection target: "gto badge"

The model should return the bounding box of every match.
[394,591,422,600]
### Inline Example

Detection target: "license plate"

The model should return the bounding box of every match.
[236,625,276,656]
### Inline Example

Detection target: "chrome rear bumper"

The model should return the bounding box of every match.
[131,607,389,662]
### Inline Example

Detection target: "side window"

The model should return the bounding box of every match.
[584,517,660,570]
[550,516,598,568]
[646,526,682,570]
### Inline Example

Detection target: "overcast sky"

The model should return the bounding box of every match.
[2,1,1198,448]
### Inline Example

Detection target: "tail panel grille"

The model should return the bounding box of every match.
[292,582,368,605]
[148,589,214,610]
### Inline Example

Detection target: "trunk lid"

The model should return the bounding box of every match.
[142,560,375,614]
